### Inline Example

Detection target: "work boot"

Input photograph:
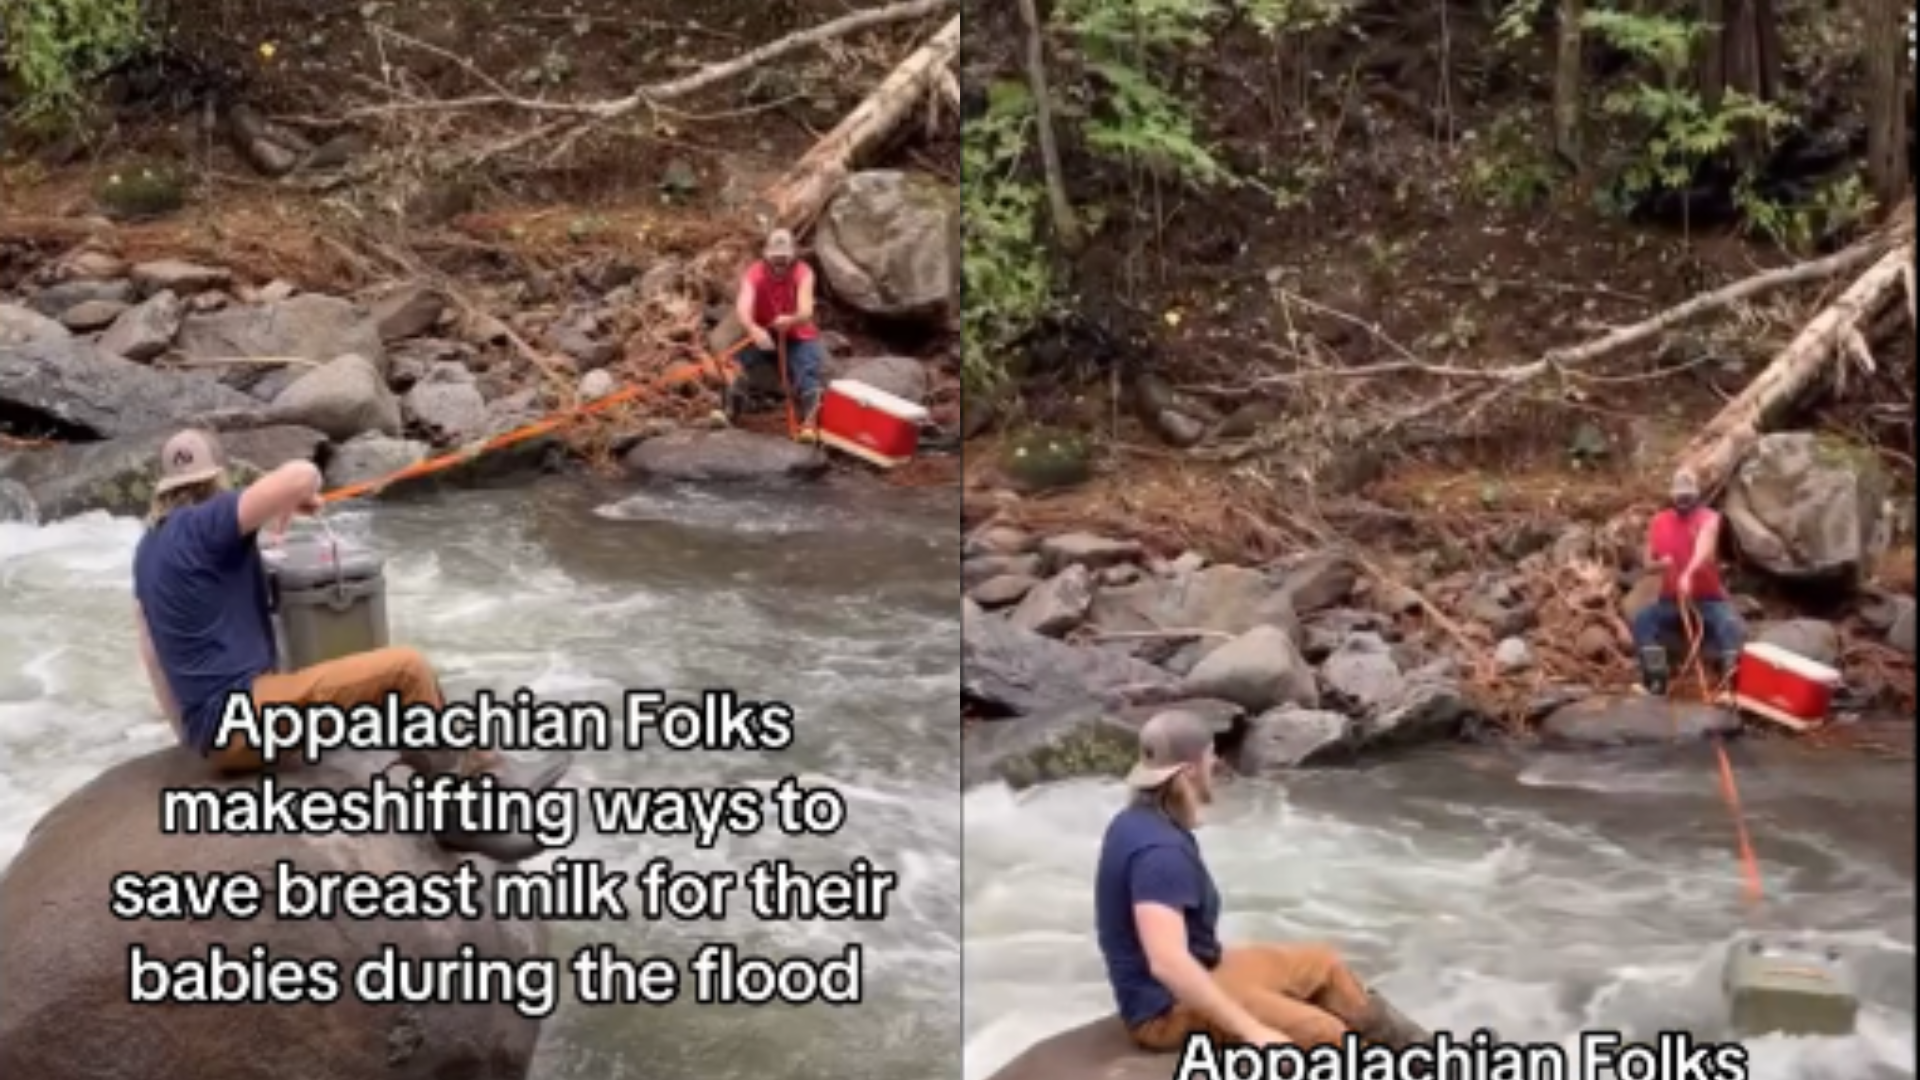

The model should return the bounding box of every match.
[1354,990,1432,1050]
[722,379,746,424]
[395,747,574,864]
[1638,645,1670,697]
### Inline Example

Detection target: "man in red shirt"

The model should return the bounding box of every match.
[1632,467,1747,695]
[726,228,826,427]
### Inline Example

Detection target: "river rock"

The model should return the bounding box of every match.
[1180,624,1318,712]
[1039,532,1142,573]
[1008,564,1093,636]
[402,363,489,446]
[0,479,36,524]
[175,295,385,399]
[965,525,1037,557]
[99,289,185,362]
[621,429,828,483]
[0,303,70,345]
[321,432,431,490]
[1494,636,1534,673]
[840,355,929,405]
[1234,707,1356,772]
[59,298,128,332]
[23,278,135,316]
[1319,632,1404,713]
[1275,550,1357,614]
[1889,601,1915,656]
[0,336,259,438]
[130,258,230,296]
[269,354,403,441]
[962,704,1149,790]
[963,598,1175,716]
[1299,608,1392,662]
[1539,695,1741,746]
[981,1015,1172,1080]
[965,553,1043,590]
[1723,432,1886,583]
[0,748,546,1080]
[368,282,447,342]
[814,170,957,322]
[1754,618,1841,669]
[0,424,327,521]
[1088,565,1300,665]
[970,573,1039,607]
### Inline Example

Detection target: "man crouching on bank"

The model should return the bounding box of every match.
[131,428,571,863]
[1094,710,1431,1050]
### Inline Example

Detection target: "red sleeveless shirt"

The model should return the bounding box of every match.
[1648,507,1726,599]
[743,260,819,342]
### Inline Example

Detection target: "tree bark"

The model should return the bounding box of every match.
[1015,0,1081,248]
[1675,211,1914,496]
[1862,0,1911,205]
[759,15,961,232]
[1552,0,1585,169]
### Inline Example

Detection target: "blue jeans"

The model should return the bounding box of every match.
[736,337,825,407]
[1631,597,1746,684]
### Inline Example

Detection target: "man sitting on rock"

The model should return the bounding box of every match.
[1632,467,1746,697]
[726,228,826,430]
[131,428,570,863]
[1093,710,1430,1051]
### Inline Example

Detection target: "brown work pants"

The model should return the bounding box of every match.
[1130,943,1374,1049]
[210,646,445,774]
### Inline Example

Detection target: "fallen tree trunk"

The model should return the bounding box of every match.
[759,14,960,232]
[1677,214,1915,496]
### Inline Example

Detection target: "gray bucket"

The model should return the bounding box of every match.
[263,530,390,672]
[1722,933,1859,1037]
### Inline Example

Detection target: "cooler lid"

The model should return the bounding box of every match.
[827,378,929,423]
[265,537,384,588]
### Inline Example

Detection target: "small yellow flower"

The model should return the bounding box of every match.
[1163,308,1182,327]
[258,42,277,60]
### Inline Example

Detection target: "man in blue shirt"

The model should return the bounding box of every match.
[1093,710,1430,1051]
[132,428,571,864]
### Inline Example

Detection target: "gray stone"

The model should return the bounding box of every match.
[1007,564,1093,637]
[1754,619,1841,670]
[969,574,1038,608]
[1234,707,1356,772]
[269,354,403,441]
[59,299,128,332]
[130,259,231,296]
[1180,624,1318,713]
[0,336,257,438]
[1039,532,1144,574]
[962,599,1176,717]
[98,290,183,362]
[621,429,828,483]
[1540,695,1742,746]
[1319,632,1405,713]
[1493,637,1534,673]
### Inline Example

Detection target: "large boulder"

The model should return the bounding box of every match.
[963,599,1177,716]
[1723,432,1888,584]
[814,170,957,323]
[174,295,386,400]
[621,429,828,483]
[269,354,404,441]
[981,1015,1173,1080]
[1539,695,1741,746]
[0,748,547,1080]
[0,424,327,521]
[0,336,259,438]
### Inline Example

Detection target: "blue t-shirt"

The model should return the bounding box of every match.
[132,490,277,752]
[1093,803,1223,1028]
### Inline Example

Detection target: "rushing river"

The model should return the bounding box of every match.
[0,476,961,1080]
[966,741,1916,1080]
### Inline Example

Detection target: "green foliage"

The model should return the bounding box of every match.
[961,81,1054,397]
[1735,171,1879,252]
[1052,0,1232,187]
[2,0,147,124]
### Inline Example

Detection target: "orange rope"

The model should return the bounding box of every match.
[319,340,749,505]
[1673,597,1767,912]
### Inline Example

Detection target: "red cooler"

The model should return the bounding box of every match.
[816,378,928,469]
[1732,641,1842,731]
